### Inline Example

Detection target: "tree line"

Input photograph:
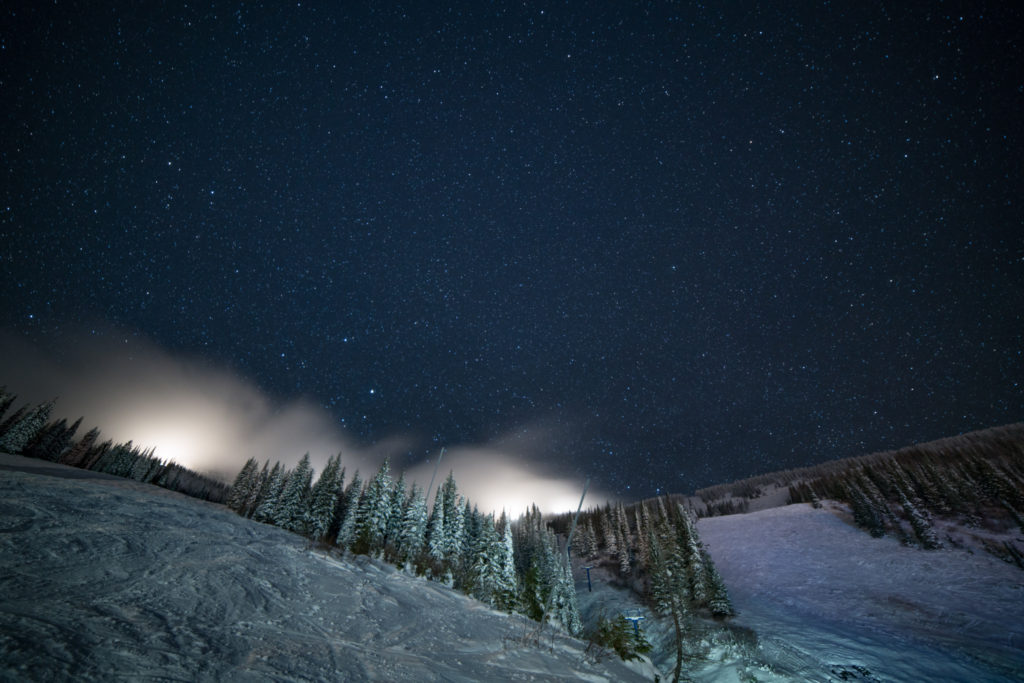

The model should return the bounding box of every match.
[693,422,1024,566]
[554,498,734,681]
[225,454,583,635]
[0,387,228,502]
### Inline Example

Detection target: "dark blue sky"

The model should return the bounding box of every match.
[2,2,1022,497]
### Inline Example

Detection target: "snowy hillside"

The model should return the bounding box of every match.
[699,503,1024,682]
[0,455,654,682]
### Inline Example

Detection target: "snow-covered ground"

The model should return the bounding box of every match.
[0,455,654,682]
[699,503,1024,682]
[5,454,1022,682]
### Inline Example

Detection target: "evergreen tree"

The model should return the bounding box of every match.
[227,457,260,512]
[60,426,100,467]
[384,473,408,554]
[677,505,708,606]
[438,471,461,556]
[647,521,690,683]
[544,532,582,635]
[635,505,650,565]
[426,493,447,563]
[600,506,617,553]
[252,462,286,523]
[24,416,80,462]
[615,504,632,575]
[245,460,272,518]
[581,518,598,559]
[398,483,428,565]
[0,399,54,454]
[356,460,393,554]
[277,453,314,534]
[82,438,112,470]
[444,496,467,562]
[495,511,518,610]
[590,613,652,663]
[469,514,502,605]
[703,550,735,617]
[0,404,29,445]
[307,454,343,541]
[335,471,363,550]
[247,460,275,518]
[0,387,14,424]
[899,490,943,549]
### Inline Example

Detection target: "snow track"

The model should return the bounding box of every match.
[0,457,651,681]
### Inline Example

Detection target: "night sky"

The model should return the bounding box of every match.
[2,2,1022,501]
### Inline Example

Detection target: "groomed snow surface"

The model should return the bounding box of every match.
[699,502,1024,682]
[0,455,654,682]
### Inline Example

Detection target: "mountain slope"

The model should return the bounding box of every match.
[0,454,652,682]
[699,502,1024,682]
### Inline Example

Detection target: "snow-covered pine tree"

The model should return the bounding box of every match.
[646,524,677,616]
[702,549,735,617]
[615,503,631,575]
[277,453,314,534]
[600,506,617,554]
[227,457,260,512]
[634,506,650,565]
[384,473,408,555]
[444,496,467,563]
[657,496,670,523]
[570,517,588,558]
[495,511,518,611]
[139,451,165,483]
[306,454,343,541]
[128,447,158,481]
[426,493,447,564]
[0,399,53,454]
[60,426,100,467]
[544,530,582,635]
[676,504,708,606]
[469,513,502,605]
[335,470,363,550]
[0,404,29,447]
[324,465,347,540]
[241,460,266,517]
[355,460,393,554]
[252,462,286,523]
[646,522,690,683]
[899,489,943,549]
[246,460,274,518]
[397,482,428,566]
[581,518,598,559]
[82,438,112,471]
[24,416,80,462]
[847,478,886,537]
[438,472,461,551]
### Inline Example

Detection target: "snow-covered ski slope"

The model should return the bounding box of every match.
[0,455,653,682]
[699,503,1024,682]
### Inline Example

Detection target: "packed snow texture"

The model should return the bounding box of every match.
[699,503,1024,682]
[0,455,652,682]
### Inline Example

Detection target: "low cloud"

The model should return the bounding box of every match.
[406,444,599,517]
[0,328,611,514]
[0,329,382,480]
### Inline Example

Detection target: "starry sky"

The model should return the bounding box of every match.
[2,1,1022,501]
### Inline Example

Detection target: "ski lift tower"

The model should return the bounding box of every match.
[623,609,645,637]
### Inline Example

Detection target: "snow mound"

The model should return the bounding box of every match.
[0,457,650,681]
[699,502,1024,682]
